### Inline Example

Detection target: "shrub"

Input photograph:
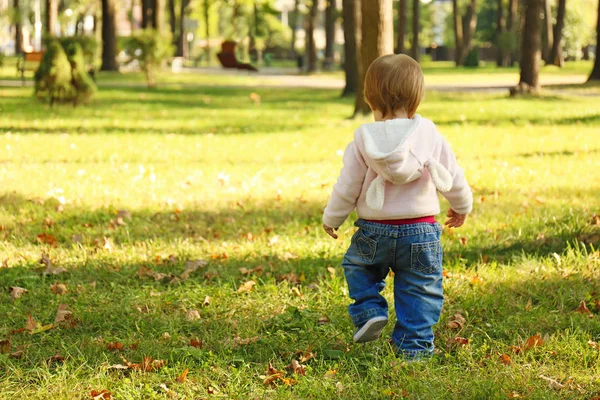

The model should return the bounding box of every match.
[64,42,97,105]
[122,30,174,88]
[465,48,480,68]
[34,41,73,105]
[34,39,97,106]
[0,51,4,67]
[58,36,98,70]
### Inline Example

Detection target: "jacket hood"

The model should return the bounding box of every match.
[356,116,453,211]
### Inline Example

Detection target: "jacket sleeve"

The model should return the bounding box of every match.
[437,137,473,215]
[322,141,368,228]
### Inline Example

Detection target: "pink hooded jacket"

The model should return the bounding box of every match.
[322,116,473,229]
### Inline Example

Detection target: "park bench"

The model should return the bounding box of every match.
[16,51,45,86]
[217,41,258,72]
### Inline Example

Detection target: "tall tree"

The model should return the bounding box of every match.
[506,0,518,65]
[153,0,165,32]
[324,0,336,70]
[396,0,407,53]
[289,0,300,58]
[101,0,119,71]
[454,0,478,66]
[542,0,553,63]
[142,0,151,28]
[13,0,22,54]
[548,0,566,67]
[495,0,505,66]
[305,0,318,72]
[342,0,360,96]
[45,0,58,36]
[204,0,210,63]
[411,0,419,61]
[354,0,393,116]
[513,0,543,94]
[176,0,190,57]
[168,0,176,39]
[589,0,600,81]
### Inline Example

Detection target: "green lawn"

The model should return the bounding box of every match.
[0,78,599,399]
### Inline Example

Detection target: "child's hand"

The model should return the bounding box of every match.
[323,224,338,239]
[445,209,467,228]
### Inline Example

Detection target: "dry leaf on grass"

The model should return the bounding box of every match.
[176,368,189,383]
[54,304,73,325]
[524,334,543,351]
[446,313,466,330]
[232,334,258,347]
[9,348,24,359]
[202,295,211,307]
[185,309,201,321]
[588,340,599,350]
[50,283,68,295]
[36,232,58,247]
[296,347,317,363]
[287,359,306,376]
[0,339,10,354]
[2,258,9,269]
[324,369,338,379]
[499,353,511,365]
[179,259,207,280]
[291,286,303,298]
[90,389,113,400]
[237,280,256,293]
[189,338,203,348]
[539,375,564,390]
[46,354,65,364]
[106,342,125,351]
[318,315,330,325]
[575,300,593,317]
[112,354,167,372]
[9,286,28,302]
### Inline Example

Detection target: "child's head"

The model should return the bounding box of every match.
[364,54,424,119]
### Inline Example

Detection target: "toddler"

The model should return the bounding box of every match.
[322,54,473,358]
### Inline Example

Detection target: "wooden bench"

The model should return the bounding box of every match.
[217,41,258,72]
[16,51,44,85]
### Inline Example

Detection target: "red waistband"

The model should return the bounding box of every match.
[364,216,437,225]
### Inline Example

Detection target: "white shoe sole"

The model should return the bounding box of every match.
[353,316,388,343]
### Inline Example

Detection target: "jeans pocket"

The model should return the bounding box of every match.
[410,241,442,274]
[352,230,378,263]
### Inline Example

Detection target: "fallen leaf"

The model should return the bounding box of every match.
[279,272,300,284]
[189,338,203,348]
[185,309,201,321]
[575,300,593,317]
[102,237,113,252]
[268,236,279,246]
[179,259,208,280]
[524,334,543,351]
[0,339,10,354]
[588,340,599,350]
[459,237,468,246]
[233,334,259,347]
[36,232,58,247]
[327,266,336,276]
[296,347,316,363]
[117,210,132,220]
[50,283,68,295]
[324,369,338,379]
[291,286,303,298]
[281,252,298,261]
[202,295,211,306]
[26,315,37,332]
[46,354,65,364]
[591,215,600,226]
[318,315,330,325]
[470,274,483,285]
[263,362,285,385]
[249,92,261,104]
[9,349,24,359]
[499,353,511,365]
[237,280,256,293]
[509,345,522,354]
[53,304,73,325]
[106,342,125,351]
[506,391,521,398]
[2,258,9,268]
[176,368,189,383]
[534,196,546,205]
[9,286,28,302]
[162,332,171,340]
[447,337,469,348]
[287,359,306,376]
[90,389,113,400]
[119,354,167,372]
[525,299,533,311]
[539,375,564,390]
[446,313,466,330]
[71,234,83,244]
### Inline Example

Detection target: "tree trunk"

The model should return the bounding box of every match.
[354,0,393,116]
[496,0,505,66]
[153,0,164,32]
[342,0,359,97]
[549,0,566,67]
[168,0,176,39]
[14,0,22,54]
[289,0,300,58]
[306,0,318,72]
[101,0,119,71]
[506,0,518,65]
[396,0,407,53]
[453,0,463,65]
[513,0,543,94]
[411,0,420,61]
[204,0,210,64]
[324,0,336,70]
[456,0,477,65]
[45,0,58,36]
[588,0,600,81]
[176,0,189,57]
[542,0,553,63]
[142,0,151,28]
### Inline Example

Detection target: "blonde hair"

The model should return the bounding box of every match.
[364,54,425,118]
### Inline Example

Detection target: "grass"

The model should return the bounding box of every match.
[0,73,599,399]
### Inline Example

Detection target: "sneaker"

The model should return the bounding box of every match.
[353,316,388,343]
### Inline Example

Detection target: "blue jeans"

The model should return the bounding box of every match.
[342,219,444,357]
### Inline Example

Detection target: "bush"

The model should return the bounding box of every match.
[34,39,97,106]
[64,42,97,105]
[122,30,174,88]
[34,41,73,105]
[465,48,480,68]
[0,51,4,67]
[58,36,98,70]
